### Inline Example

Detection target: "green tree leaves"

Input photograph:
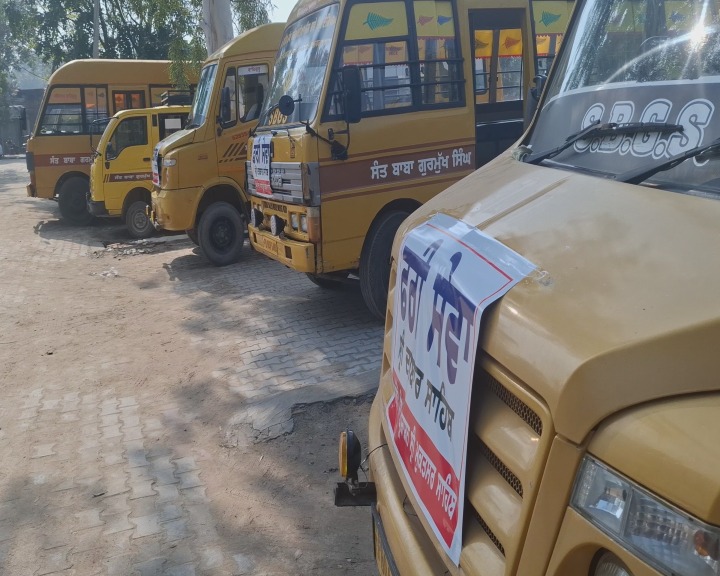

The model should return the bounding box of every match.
[4,0,275,84]
[0,0,34,112]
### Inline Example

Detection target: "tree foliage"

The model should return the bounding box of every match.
[232,0,273,32]
[3,0,275,92]
[31,0,204,67]
[0,0,34,110]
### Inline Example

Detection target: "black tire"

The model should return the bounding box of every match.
[197,201,245,266]
[58,177,94,226]
[306,272,349,290]
[360,210,409,320]
[186,228,199,245]
[125,200,154,239]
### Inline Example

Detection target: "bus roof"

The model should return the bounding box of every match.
[47,60,173,85]
[284,0,556,26]
[288,0,337,24]
[206,22,286,62]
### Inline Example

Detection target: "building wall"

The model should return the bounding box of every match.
[1,88,44,152]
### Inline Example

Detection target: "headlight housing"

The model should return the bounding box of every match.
[270,214,285,236]
[594,551,632,576]
[162,157,177,167]
[572,456,720,576]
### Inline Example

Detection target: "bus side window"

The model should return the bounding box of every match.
[106,117,148,160]
[238,66,270,122]
[415,0,463,105]
[220,67,237,125]
[337,1,412,114]
[497,30,524,102]
[113,91,146,113]
[328,0,463,118]
[472,23,524,105]
[85,87,109,133]
[343,41,412,112]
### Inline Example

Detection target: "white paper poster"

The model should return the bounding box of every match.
[386,212,535,564]
[251,133,272,196]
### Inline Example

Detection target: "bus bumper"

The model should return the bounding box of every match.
[32,185,55,200]
[248,225,316,272]
[151,188,196,231]
[88,199,109,217]
[366,395,450,576]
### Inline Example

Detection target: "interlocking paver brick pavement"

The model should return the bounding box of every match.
[0,160,379,575]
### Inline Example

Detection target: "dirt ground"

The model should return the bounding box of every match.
[0,158,380,575]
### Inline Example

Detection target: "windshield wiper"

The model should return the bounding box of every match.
[522,121,684,165]
[616,137,720,184]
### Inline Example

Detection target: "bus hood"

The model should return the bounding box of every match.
[156,128,196,156]
[401,154,720,444]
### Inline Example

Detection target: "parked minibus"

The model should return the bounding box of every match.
[26,59,196,225]
[245,0,572,318]
[149,23,284,263]
[89,94,191,238]
[340,0,720,574]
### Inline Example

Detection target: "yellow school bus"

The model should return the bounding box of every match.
[245,0,572,318]
[88,98,190,238]
[150,23,284,264]
[340,0,720,574]
[25,59,193,225]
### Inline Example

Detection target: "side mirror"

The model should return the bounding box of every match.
[524,74,547,129]
[341,66,362,124]
[531,74,547,101]
[278,95,295,117]
[219,86,232,124]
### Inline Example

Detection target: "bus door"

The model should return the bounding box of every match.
[471,9,528,167]
[102,114,151,207]
[216,63,270,189]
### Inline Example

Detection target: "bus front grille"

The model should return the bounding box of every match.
[381,259,555,575]
[460,366,553,574]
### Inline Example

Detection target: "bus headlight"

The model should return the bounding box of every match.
[593,551,632,576]
[162,158,176,167]
[290,213,299,230]
[572,456,720,576]
[300,214,307,233]
[270,214,285,236]
[250,208,263,229]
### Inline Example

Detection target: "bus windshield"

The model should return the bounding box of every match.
[529,0,720,193]
[260,3,339,126]
[37,86,109,136]
[188,63,218,128]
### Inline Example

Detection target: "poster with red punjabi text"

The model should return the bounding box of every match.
[251,133,272,196]
[386,213,535,564]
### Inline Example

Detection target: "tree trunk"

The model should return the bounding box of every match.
[201,0,234,54]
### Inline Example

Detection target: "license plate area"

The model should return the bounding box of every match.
[372,504,399,576]
[259,235,280,256]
